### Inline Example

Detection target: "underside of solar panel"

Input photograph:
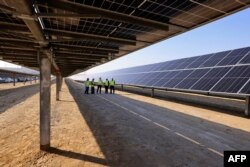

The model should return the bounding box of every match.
[84,46,250,95]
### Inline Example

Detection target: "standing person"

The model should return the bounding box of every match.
[97,77,103,94]
[90,78,95,94]
[104,78,109,94]
[110,78,116,94]
[84,78,90,94]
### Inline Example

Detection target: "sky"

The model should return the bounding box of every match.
[1,8,250,76]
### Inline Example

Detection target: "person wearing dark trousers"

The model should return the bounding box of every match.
[90,78,95,94]
[97,77,103,94]
[110,78,115,94]
[84,78,90,94]
[104,78,109,94]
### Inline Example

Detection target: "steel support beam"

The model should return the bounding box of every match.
[40,57,51,150]
[246,96,250,117]
[52,43,119,53]
[0,22,29,31]
[56,51,108,57]
[9,0,60,72]
[0,46,36,51]
[37,13,101,19]
[45,29,136,46]
[37,0,186,31]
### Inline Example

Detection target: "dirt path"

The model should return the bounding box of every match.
[0,80,106,167]
[67,79,250,167]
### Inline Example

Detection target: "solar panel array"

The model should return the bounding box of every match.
[83,46,250,95]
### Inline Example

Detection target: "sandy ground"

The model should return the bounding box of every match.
[1,79,250,167]
[0,80,106,167]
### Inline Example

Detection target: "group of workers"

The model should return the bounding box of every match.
[84,77,116,94]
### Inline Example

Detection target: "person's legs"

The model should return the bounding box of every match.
[100,86,102,94]
[85,87,89,94]
[97,85,101,93]
[105,86,108,93]
[110,86,114,94]
[113,86,115,94]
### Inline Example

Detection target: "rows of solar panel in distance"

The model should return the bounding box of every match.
[87,47,250,94]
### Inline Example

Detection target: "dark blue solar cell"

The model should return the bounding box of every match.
[145,72,165,86]
[239,49,250,64]
[176,57,200,69]
[240,80,250,94]
[152,72,172,87]
[163,70,193,88]
[159,60,180,71]
[186,54,213,68]
[211,66,250,93]
[199,51,230,68]
[149,62,165,71]
[175,68,210,89]
[190,67,231,91]
[216,47,250,66]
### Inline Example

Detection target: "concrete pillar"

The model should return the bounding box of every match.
[40,57,51,150]
[151,88,154,98]
[56,73,60,101]
[245,96,250,117]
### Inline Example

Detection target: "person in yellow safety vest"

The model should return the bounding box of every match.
[84,78,90,94]
[110,78,115,94]
[97,77,103,94]
[104,78,109,94]
[90,78,95,94]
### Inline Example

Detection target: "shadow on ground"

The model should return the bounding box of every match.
[46,147,107,165]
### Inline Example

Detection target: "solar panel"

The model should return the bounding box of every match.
[211,65,250,93]
[190,67,232,91]
[83,46,250,95]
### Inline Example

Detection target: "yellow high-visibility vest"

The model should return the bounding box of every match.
[98,79,103,86]
[85,81,90,87]
[90,81,95,87]
[104,80,109,86]
[110,80,115,86]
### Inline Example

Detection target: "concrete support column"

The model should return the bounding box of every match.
[151,88,154,98]
[56,73,60,101]
[40,57,51,150]
[245,96,250,117]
